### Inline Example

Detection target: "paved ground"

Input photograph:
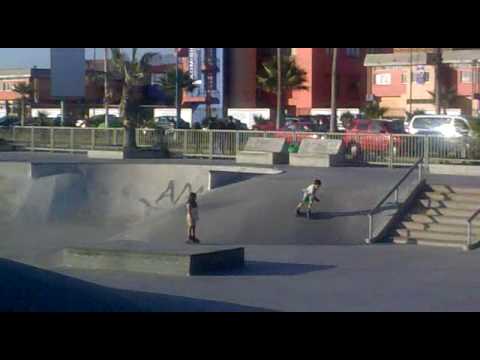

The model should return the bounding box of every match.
[1,151,480,311]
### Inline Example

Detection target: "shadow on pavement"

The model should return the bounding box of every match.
[205,261,335,277]
[0,258,271,312]
[311,204,398,220]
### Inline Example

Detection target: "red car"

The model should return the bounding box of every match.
[342,119,405,160]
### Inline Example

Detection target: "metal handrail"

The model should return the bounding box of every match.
[467,209,480,250]
[367,156,425,242]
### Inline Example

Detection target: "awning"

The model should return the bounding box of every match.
[442,50,480,64]
[364,52,434,67]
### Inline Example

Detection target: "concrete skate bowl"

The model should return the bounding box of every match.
[0,162,274,264]
[112,167,416,246]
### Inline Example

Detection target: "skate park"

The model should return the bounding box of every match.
[2,151,480,311]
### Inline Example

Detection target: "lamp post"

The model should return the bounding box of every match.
[276,48,282,130]
[104,48,109,128]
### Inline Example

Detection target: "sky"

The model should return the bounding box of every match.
[0,48,174,68]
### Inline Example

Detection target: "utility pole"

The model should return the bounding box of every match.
[409,48,413,116]
[434,48,442,115]
[104,48,109,128]
[330,48,338,133]
[175,48,181,128]
[276,48,282,130]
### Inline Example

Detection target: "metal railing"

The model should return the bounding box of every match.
[467,209,480,250]
[1,126,480,165]
[366,156,425,243]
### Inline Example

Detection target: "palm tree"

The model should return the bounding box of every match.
[12,82,33,126]
[428,87,458,115]
[330,48,338,133]
[363,102,389,118]
[160,68,197,105]
[257,55,308,129]
[109,48,156,149]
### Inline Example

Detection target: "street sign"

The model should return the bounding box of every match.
[50,48,86,98]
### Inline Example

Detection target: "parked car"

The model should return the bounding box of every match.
[252,120,276,131]
[273,122,324,144]
[342,119,405,160]
[155,116,190,130]
[406,115,473,138]
[0,116,20,127]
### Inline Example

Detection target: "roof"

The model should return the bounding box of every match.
[0,68,31,79]
[442,50,480,64]
[364,52,434,67]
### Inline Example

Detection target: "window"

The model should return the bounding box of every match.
[346,48,360,57]
[411,71,430,83]
[461,71,472,83]
[151,73,166,86]
[455,119,470,131]
[375,73,392,85]
[413,117,451,130]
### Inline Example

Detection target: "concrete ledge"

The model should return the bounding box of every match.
[88,150,124,160]
[54,247,245,276]
[289,154,344,168]
[88,148,168,160]
[236,151,289,165]
[429,164,480,177]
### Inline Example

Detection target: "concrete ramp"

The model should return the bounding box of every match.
[113,167,417,246]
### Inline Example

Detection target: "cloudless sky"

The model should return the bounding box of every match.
[0,48,174,68]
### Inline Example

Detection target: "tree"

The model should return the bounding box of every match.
[257,55,308,129]
[428,87,458,114]
[109,48,156,149]
[330,48,338,132]
[160,68,197,105]
[363,102,389,119]
[13,82,33,126]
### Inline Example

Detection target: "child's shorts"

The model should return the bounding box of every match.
[302,194,314,205]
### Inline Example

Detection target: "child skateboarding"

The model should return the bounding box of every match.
[296,179,322,219]
[186,192,200,244]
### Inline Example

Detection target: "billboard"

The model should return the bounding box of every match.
[50,48,86,98]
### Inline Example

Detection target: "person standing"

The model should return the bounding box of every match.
[186,192,200,244]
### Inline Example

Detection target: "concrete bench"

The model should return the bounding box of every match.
[236,137,289,165]
[290,139,345,167]
[55,247,245,276]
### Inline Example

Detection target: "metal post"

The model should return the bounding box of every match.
[235,131,240,155]
[467,221,472,250]
[367,214,373,243]
[12,126,16,143]
[424,136,430,169]
[50,128,54,151]
[276,47,282,130]
[91,128,96,150]
[70,128,74,153]
[30,127,34,151]
[209,130,214,159]
[388,135,394,169]
[113,129,118,147]
[183,130,188,155]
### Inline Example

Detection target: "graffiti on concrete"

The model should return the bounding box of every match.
[139,181,205,217]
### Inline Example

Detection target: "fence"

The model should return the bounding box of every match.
[1,126,480,166]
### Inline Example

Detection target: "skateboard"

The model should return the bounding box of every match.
[296,210,313,219]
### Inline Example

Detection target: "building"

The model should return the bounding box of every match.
[364,48,480,117]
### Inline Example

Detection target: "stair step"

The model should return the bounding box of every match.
[431,185,480,196]
[425,208,475,219]
[425,192,480,203]
[411,214,480,226]
[420,199,480,211]
[393,236,467,249]
[396,229,471,243]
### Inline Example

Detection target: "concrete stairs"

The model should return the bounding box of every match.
[391,185,480,250]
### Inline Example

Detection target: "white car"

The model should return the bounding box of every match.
[406,115,473,138]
